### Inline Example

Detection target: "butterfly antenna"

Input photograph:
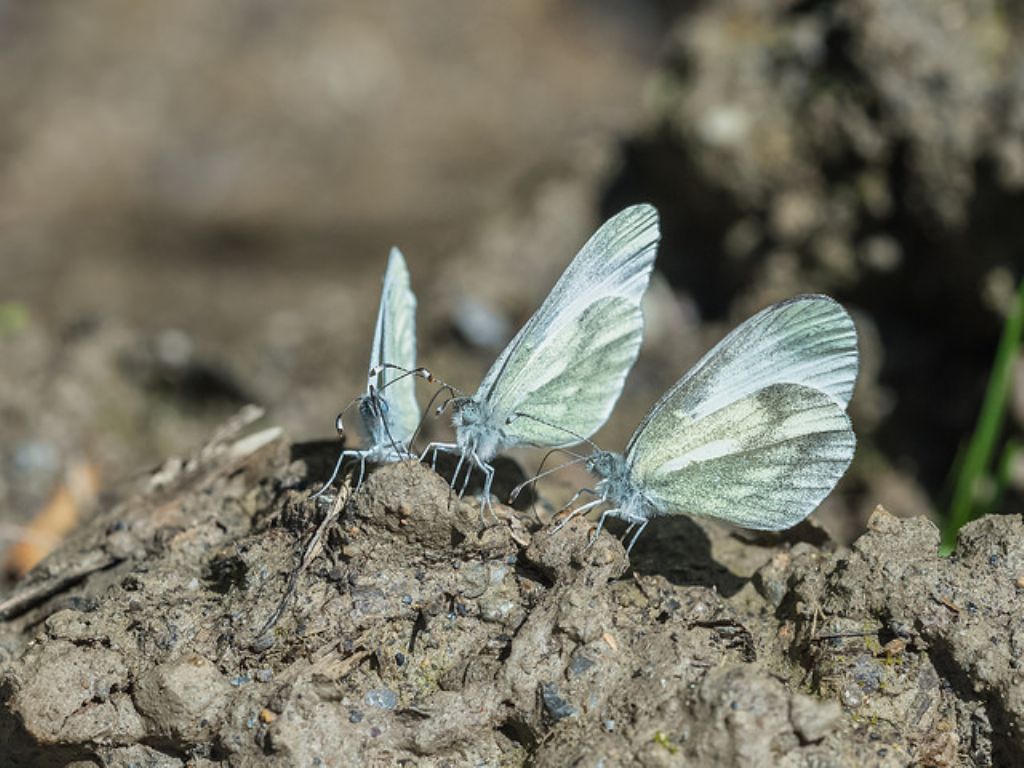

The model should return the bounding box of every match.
[332,394,366,442]
[504,411,602,453]
[509,449,589,503]
[409,379,462,451]
[368,363,438,392]
[368,363,463,455]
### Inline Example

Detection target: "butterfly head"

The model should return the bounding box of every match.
[450,397,504,462]
[586,450,639,510]
[586,450,625,479]
[448,396,476,424]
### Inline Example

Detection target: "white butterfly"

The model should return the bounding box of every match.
[315,247,420,495]
[559,295,859,552]
[423,204,661,509]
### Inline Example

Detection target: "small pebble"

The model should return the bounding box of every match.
[402,595,413,605]
[256,669,273,683]
[395,652,406,667]
[259,708,277,724]
[540,682,576,721]
[365,688,398,710]
[349,710,364,723]
[568,654,596,677]
[841,686,863,708]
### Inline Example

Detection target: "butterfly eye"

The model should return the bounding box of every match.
[334,413,345,438]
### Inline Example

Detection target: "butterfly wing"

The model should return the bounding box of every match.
[624,296,859,529]
[474,204,659,447]
[629,382,855,530]
[626,294,857,458]
[369,247,420,444]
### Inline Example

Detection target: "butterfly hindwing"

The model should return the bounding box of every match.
[500,299,645,445]
[629,382,855,530]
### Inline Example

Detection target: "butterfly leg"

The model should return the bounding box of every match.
[311,450,364,500]
[552,497,605,534]
[451,450,468,495]
[418,441,458,471]
[557,487,598,515]
[472,453,496,525]
[355,454,367,490]
[457,453,475,498]
[624,518,649,555]
[588,507,620,547]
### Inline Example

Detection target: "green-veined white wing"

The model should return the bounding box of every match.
[476,204,659,447]
[627,382,855,530]
[626,294,857,460]
[369,247,419,444]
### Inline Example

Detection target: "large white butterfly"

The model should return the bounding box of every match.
[315,247,420,494]
[559,295,859,552]
[423,204,661,508]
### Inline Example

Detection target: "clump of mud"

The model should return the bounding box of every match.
[0,421,1021,766]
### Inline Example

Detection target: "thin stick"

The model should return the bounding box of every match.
[256,477,351,638]
[0,550,118,621]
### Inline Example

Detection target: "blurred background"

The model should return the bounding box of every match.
[1,0,1022,577]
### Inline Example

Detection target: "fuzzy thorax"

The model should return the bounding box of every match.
[451,397,505,463]
[359,394,408,462]
[587,450,657,523]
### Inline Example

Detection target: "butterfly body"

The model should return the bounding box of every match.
[359,392,408,464]
[451,397,505,463]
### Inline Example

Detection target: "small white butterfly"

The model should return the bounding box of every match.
[315,247,420,495]
[557,295,859,552]
[422,204,661,509]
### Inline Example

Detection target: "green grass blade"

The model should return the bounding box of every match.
[942,278,1024,550]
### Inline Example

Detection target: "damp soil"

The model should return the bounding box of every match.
[1,415,1021,767]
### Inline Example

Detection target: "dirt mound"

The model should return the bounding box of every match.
[0,421,1019,766]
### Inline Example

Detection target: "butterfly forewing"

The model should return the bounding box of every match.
[369,247,420,443]
[629,383,855,530]
[479,204,660,444]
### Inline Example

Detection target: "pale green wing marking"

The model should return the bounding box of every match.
[630,383,855,530]
[500,299,644,446]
